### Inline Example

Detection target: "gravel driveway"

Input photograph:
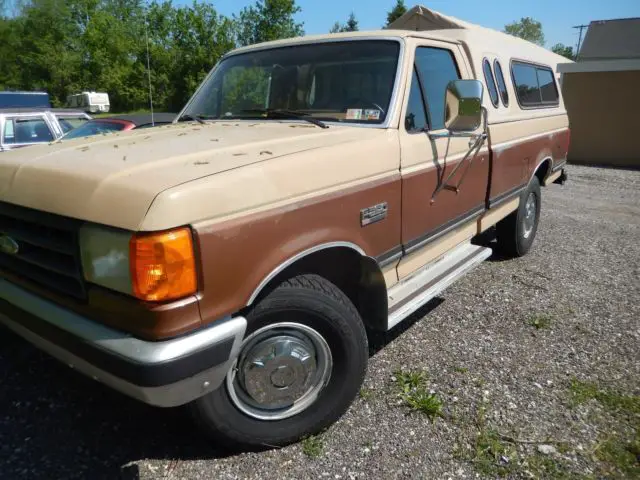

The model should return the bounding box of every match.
[1,165,638,479]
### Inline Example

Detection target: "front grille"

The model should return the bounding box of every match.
[0,202,86,299]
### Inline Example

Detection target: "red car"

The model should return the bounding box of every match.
[62,113,176,140]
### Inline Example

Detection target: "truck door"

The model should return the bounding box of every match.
[398,42,490,279]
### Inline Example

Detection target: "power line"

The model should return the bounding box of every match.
[572,24,589,60]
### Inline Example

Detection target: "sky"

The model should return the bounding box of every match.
[190,0,640,51]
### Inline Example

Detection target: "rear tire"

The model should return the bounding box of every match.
[496,176,541,257]
[189,274,368,449]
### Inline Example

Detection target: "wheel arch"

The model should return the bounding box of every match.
[246,242,389,332]
[532,156,553,186]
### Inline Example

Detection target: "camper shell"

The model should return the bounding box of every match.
[0,6,570,448]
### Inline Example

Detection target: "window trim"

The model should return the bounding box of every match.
[493,59,509,107]
[509,59,560,110]
[404,65,430,134]
[482,58,500,108]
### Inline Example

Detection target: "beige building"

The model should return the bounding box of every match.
[559,18,640,167]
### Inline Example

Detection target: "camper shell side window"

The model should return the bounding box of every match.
[510,60,559,109]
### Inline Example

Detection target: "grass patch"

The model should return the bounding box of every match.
[394,370,444,422]
[569,379,640,414]
[359,387,373,401]
[454,366,469,374]
[528,314,553,330]
[524,454,576,480]
[594,435,640,478]
[301,435,324,458]
[473,428,518,477]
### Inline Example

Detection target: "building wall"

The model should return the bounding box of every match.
[562,70,640,168]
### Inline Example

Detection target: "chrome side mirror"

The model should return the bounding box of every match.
[444,79,484,133]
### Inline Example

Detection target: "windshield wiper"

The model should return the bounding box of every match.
[177,113,206,124]
[240,109,329,129]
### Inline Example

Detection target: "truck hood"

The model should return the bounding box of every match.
[0,121,381,230]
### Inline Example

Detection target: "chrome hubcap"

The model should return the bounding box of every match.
[522,192,537,239]
[226,322,332,420]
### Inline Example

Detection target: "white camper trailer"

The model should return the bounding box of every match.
[66,91,110,113]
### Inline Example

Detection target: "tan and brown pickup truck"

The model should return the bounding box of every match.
[0,18,569,448]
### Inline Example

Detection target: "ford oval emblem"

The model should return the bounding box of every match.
[0,234,19,255]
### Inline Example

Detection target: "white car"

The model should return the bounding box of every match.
[0,108,91,151]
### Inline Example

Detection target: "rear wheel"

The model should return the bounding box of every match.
[189,274,368,449]
[496,176,541,257]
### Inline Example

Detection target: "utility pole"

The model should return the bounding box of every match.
[573,24,589,60]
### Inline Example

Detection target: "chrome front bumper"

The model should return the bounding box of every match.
[0,279,247,407]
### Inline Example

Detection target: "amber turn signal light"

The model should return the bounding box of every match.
[130,227,197,302]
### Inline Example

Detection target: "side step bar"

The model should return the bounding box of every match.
[387,242,492,330]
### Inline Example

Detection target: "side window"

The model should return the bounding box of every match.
[493,60,509,107]
[482,58,499,108]
[536,68,559,103]
[404,68,428,132]
[414,47,460,130]
[4,117,54,144]
[511,61,559,108]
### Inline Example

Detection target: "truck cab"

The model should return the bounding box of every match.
[0,10,570,449]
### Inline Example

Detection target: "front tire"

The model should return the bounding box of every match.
[496,176,541,257]
[189,274,368,449]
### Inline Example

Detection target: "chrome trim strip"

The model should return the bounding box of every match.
[491,127,568,151]
[247,241,366,306]
[0,278,246,365]
[177,37,406,131]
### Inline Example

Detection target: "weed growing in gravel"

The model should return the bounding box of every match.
[301,435,324,458]
[594,435,640,478]
[359,388,373,400]
[569,379,640,477]
[569,379,640,414]
[528,314,553,330]
[454,366,469,374]
[394,370,443,422]
[394,370,427,392]
[473,428,518,477]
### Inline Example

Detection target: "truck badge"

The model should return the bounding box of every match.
[360,202,388,227]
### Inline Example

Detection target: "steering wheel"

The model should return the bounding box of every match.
[344,98,386,117]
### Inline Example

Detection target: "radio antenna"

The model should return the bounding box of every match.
[144,9,154,126]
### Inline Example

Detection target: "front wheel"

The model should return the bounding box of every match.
[496,176,541,257]
[189,274,368,449]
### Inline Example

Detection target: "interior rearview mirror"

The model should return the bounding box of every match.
[444,80,484,133]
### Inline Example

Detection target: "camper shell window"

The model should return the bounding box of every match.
[510,61,559,108]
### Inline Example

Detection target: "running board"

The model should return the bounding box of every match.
[386,242,492,330]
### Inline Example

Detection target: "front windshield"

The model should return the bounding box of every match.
[183,40,400,125]
[57,115,89,134]
[63,120,126,140]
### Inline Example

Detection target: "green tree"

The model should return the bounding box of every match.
[551,43,575,60]
[234,0,303,47]
[386,0,406,26]
[504,17,545,46]
[330,12,358,33]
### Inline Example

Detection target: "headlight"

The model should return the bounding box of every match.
[79,225,133,295]
[80,225,197,302]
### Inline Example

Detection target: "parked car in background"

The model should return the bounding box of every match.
[0,91,50,108]
[61,113,176,140]
[0,108,90,151]
[66,91,111,113]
